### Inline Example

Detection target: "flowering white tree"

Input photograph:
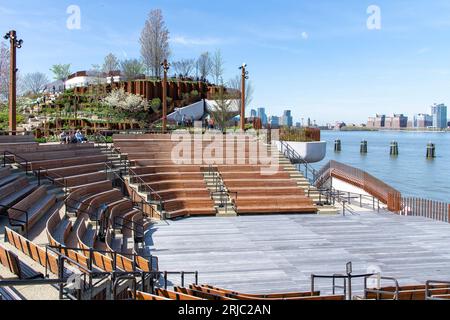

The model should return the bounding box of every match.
[103,88,149,113]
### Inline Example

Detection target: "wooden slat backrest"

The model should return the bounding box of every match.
[155,288,204,300]
[116,255,135,272]
[174,287,235,300]
[134,291,170,301]
[135,256,151,272]
[92,252,114,272]
[0,244,20,277]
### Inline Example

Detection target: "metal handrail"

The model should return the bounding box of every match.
[0,204,30,237]
[105,163,162,220]
[128,168,163,202]
[279,140,318,183]
[425,281,450,300]
[3,150,30,175]
[364,276,400,300]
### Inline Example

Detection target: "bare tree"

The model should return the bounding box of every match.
[228,75,254,111]
[140,9,171,78]
[0,42,10,101]
[172,59,195,77]
[50,64,71,82]
[22,72,49,95]
[197,52,212,80]
[120,59,145,81]
[209,84,238,131]
[102,53,120,74]
[212,49,225,85]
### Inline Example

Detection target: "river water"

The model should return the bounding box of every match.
[316,131,449,202]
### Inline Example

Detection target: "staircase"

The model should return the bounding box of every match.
[273,142,340,215]
[202,168,237,217]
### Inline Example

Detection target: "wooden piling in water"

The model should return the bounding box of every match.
[390,141,399,156]
[334,139,341,152]
[426,142,436,159]
[360,140,368,154]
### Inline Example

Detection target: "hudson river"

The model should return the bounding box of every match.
[317,131,449,202]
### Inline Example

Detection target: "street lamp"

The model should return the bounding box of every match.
[238,63,249,131]
[4,30,23,135]
[161,59,170,133]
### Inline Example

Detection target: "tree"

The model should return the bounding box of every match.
[0,42,10,101]
[50,64,71,82]
[212,49,225,85]
[102,53,119,74]
[140,9,171,78]
[22,72,49,95]
[228,75,254,111]
[120,59,145,81]
[104,88,149,113]
[209,84,238,131]
[172,59,195,77]
[197,52,212,80]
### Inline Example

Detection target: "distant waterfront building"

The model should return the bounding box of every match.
[307,118,312,127]
[250,109,257,118]
[367,114,386,128]
[281,110,293,127]
[295,122,302,128]
[385,114,408,129]
[269,116,280,128]
[257,108,268,126]
[413,113,433,128]
[431,103,448,129]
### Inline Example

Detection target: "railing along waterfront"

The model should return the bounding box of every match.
[397,196,450,223]
[315,160,401,211]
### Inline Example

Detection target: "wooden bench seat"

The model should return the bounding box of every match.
[235,198,317,214]
[5,227,63,276]
[133,172,204,184]
[55,172,108,188]
[0,243,44,280]
[8,186,57,231]
[147,181,208,192]
[130,290,170,300]
[66,180,113,210]
[198,285,320,299]
[0,177,37,211]
[16,148,102,162]
[43,162,107,179]
[224,179,298,188]
[155,288,204,300]
[155,189,211,201]
[220,172,291,180]
[129,165,202,175]
[84,189,125,220]
[228,188,305,198]
[164,199,216,218]
[0,173,21,188]
[174,287,236,300]
[26,155,108,171]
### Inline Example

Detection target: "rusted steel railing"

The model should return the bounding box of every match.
[315,160,401,211]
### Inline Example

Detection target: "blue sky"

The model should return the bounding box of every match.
[1,0,450,124]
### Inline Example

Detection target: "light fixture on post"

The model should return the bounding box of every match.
[4,30,23,135]
[161,59,170,133]
[238,63,249,131]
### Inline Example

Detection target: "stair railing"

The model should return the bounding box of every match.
[278,140,319,184]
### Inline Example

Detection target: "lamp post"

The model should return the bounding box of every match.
[4,30,23,135]
[238,63,248,131]
[161,59,170,134]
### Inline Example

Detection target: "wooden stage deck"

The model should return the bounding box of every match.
[147,211,450,295]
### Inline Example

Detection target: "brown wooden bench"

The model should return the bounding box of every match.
[164,199,216,218]
[0,243,43,279]
[26,154,108,171]
[133,172,204,184]
[174,287,236,300]
[130,290,170,300]
[43,162,107,179]
[0,177,37,211]
[8,186,57,232]
[199,285,320,299]
[155,288,204,300]
[16,148,102,162]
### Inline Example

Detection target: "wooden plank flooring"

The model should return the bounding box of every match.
[147,212,450,295]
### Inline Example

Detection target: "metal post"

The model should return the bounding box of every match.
[239,63,248,131]
[161,59,170,134]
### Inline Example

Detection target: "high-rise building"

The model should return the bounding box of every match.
[431,103,448,129]
[385,114,408,129]
[257,108,268,126]
[269,116,280,128]
[413,113,433,128]
[281,110,293,128]
[250,109,257,118]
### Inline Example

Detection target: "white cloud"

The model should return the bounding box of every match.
[417,47,431,55]
[301,31,309,40]
[170,36,223,46]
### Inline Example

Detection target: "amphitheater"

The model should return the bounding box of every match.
[0,132,450,301]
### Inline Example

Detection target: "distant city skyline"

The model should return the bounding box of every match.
[3,1,450,124]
